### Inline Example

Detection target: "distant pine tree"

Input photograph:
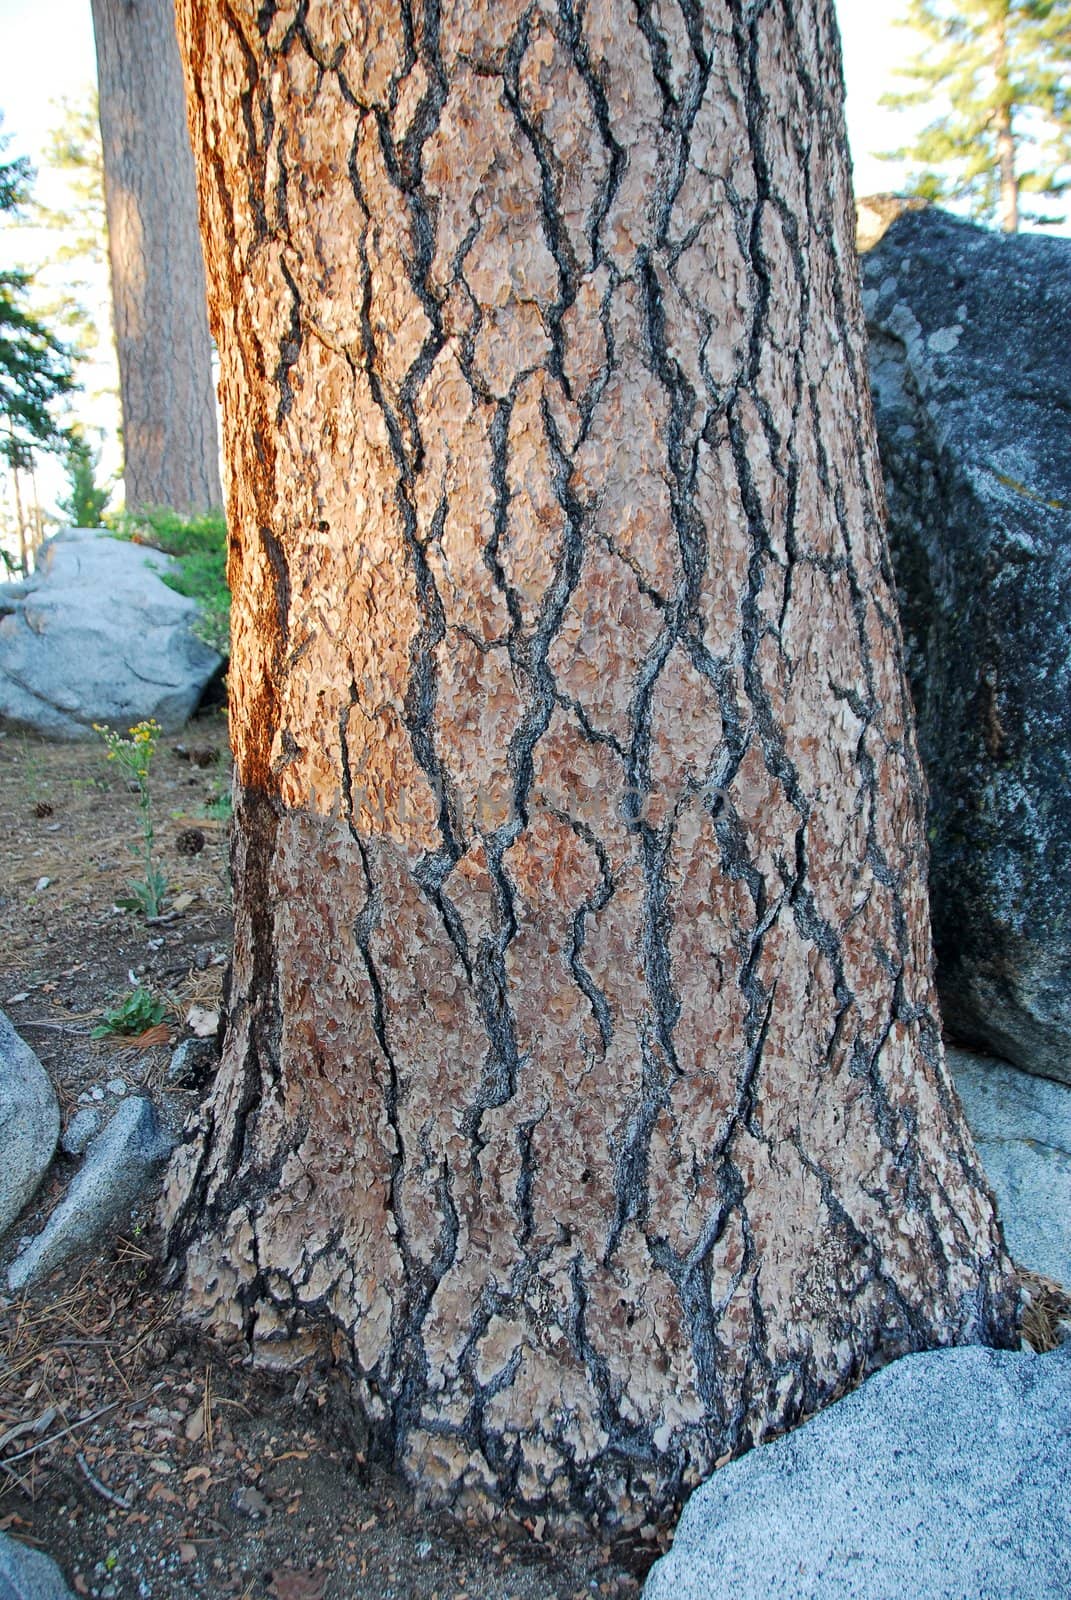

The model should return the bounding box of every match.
[881,0,1071,231]
[0,131,76,468]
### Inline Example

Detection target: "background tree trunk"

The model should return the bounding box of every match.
[91,0,222,512]
[993,17,1020,234]
[10,452,28,573]
[164,0,1018,1525]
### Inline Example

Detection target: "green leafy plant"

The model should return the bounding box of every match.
[93,718,169,916]
[93,985,166,1039]
[201,783,233,821]
[17,735,49,809]
[109,506,230,654]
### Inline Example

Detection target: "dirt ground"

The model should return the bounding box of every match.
[0,713,646,1600]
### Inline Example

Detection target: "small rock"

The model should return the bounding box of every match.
[34,876,51,893]
[186,1005,219,1039]
[106,1078,128,1096]
[0,1531,78,1598]
[0,1008,60,1241]
[172,744,218,767]
[61,1107,102,1157]
[231,1485,270,1520]
[167,1035,219,1088]
[855,192,929,252]
[90,1086,105,1101]
[7,1096,176,1291]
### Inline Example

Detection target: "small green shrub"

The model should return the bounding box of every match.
[58,428,111,527]
[93,985,166,1039]
[202,784,233,821]
[109,506,230,655]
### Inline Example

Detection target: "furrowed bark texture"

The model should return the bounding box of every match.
[91,0,223,512]
[165,0,1018,1524]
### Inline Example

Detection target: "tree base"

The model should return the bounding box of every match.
[162,788,1019,1527]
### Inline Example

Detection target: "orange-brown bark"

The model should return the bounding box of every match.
[164,0,1018,1524]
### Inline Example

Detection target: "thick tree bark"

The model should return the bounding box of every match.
[164,0,1018,1525]
[91,0,222,512]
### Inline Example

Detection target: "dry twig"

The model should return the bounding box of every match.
[203,1364,213,1454]
[76,1450,133,1510]
[0,1401,123,1466]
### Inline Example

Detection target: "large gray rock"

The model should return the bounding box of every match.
[862,212,1071,1083]
[950,1046,1071,1292]
[7,1096,174,1291]
[643,1343,1071,1600]
[0,1011,59,1241]
[0,527,220,739]
[0,1533,76,1600]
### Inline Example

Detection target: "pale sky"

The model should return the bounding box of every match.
[0,0,922,528]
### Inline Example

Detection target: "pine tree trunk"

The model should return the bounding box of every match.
[164,0,1018,1525]
[28,462,44,558]
[90,0,222,512]
[996,115,1019,233]
[10,456,28,574]
[993,17,1019,233]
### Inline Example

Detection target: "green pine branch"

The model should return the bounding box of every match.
[0,121,78,464]
[877,0,1071,229]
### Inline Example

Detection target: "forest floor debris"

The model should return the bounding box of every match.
[0,718,643,1599]
[0,1243,644,1599]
